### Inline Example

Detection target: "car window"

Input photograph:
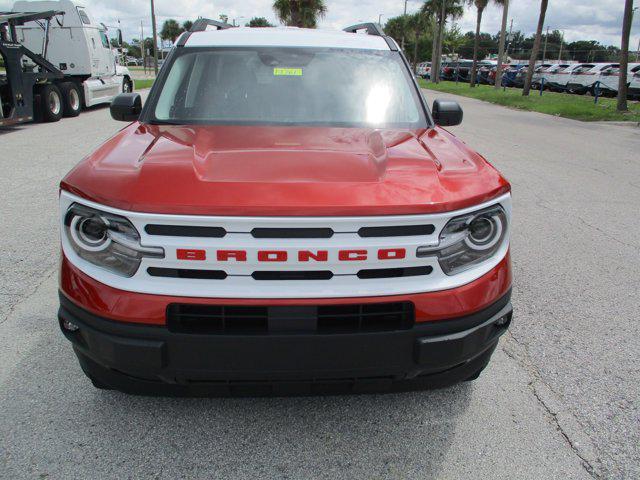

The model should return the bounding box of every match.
[152,48,425,128]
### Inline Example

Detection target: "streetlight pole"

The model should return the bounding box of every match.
[558,30,564,61]
[378,14,384,25]
[542,26,548,63]
[401,0,408,50]
[150,0,158,75]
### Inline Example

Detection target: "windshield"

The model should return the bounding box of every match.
[150,47,426,128]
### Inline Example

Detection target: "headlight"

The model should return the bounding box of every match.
[64,203,164,277]
[417,204,507,275]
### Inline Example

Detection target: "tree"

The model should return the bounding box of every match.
[468,0,503,87]
[494,0,509,89]
[273,0,327,28]
[617,0,634,111]
[408,12,432,69]
[247,17,274,27]
[422,0,464,83]
[522,0,548,96]
[160,19,184,43]
[182,20,194,32]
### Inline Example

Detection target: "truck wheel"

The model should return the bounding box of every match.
[59,82,82,117]
[39,84,63,122]
[122,77,133,93]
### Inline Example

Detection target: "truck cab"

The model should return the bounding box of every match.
[12,0,131,107]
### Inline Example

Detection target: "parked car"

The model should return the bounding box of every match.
[566,63,618,95]
[501,64,527,87]
[530,63,554,89]
[416,61,431,79]
[441,60,473,82]
[57,21,513,395]
[627,64,640,99]
[540,63,572,91]
[477,61,498,84]
[597,63,640,98]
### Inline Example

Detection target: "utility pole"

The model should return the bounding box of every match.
[140,19,145,74]
[401,0,408,50]
[505,18,513,57]
[542,26,548,63]
[558,30,564,61]
[150,0,159,75]
[378,14,384,25]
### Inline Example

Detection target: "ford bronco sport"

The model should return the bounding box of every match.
[58,21,513,395]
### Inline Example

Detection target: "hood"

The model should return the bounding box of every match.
[61,124,509,216]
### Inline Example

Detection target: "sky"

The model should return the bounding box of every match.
[2,0,638,51]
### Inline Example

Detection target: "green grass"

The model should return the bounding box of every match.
[134,78,155,90]
[419,80,640,122]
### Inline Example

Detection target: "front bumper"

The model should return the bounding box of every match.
[59,290,512,396]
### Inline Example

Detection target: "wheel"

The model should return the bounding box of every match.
[122,77,133,93]
[38,84,63,122]
[59,82,82,117]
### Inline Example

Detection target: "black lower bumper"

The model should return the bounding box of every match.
[58,291,512,396]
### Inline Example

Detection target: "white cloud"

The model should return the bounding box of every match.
[1,0,638,49]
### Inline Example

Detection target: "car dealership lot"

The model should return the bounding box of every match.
[0,95,638,479]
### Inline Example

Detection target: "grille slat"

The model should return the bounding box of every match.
[167,302,414,335]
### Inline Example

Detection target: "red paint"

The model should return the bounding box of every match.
[217,250,247,262]
[339,250,368,261]
[60,124,510,216]
[257,251,287,262]
[59,251,512,326]
[378,248,406,260]
[298,250,329,262]
[177,249,206,261]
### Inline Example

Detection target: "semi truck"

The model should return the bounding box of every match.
[0,0,132,126]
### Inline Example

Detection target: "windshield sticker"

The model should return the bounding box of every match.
[274,67,303,77]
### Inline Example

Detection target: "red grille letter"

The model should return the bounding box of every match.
[177,249,206,261]
[258,251,288,262]
[338,249,368,261]
[298,250,329,262]
[378,248,406,260]
[217,250,247,262]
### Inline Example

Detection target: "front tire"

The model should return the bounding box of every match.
[59,82,82,117]
[122,77,133,93]
[38,84,63,122]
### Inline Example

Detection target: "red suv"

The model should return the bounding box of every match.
[58,22,512,395]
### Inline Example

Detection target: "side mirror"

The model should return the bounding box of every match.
[117,28,123,47]
[432,99,463,126]
[111,93,142,122]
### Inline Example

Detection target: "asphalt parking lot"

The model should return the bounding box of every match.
[1,92,638,479]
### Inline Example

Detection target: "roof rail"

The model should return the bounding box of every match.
[190,18,232,32]
[343,22,398,51]
[343,22,385,36]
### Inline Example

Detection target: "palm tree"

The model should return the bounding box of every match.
[494,0,509,89]
[408,12,432,70]
[160,19,183,43]
[422,0,464,83]
[617,0,634,111]
[273,0,327,28]
[522,0,548,96]
[468,0,504,87]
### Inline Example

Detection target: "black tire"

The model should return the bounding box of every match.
[59,81,82,117]
[122,77,133,93]
[464,365,486,382]
[89,375,112,390]
[38,84,63,122]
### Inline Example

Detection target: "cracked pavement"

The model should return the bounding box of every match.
[0,91,638,479]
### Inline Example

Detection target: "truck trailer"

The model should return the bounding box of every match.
[0,0,132,126]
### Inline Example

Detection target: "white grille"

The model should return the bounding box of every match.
[60,191,511,298]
